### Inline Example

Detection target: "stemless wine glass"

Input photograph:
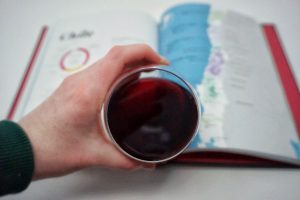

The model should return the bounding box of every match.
[101,67,201,163]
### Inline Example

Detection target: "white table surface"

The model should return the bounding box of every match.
[1,0,300,199]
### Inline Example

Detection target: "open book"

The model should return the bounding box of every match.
[8,3,300,167]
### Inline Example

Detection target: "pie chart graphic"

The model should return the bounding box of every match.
[60,48,90,72]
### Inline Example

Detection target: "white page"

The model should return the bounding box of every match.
[14,11,157,120]
[156,5,300,161]
[220,11,299,160]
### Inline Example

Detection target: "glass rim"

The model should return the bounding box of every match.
[101,66,201,163]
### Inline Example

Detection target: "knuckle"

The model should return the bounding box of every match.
[107,45,124,59]
[121,164,135,170]
[62,75,75,87]
[120,161,140,170]
[75,87,93,111]
[61,75,94,121]
[139,44,152,52]
[71,93,93,123]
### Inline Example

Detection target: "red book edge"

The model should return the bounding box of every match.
[7,26,48,120]
[263,25,300,134]
[6,25,300,167]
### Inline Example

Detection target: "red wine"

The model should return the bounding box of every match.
[107,77,198,161]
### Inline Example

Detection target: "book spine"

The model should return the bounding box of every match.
[7,26,48,120]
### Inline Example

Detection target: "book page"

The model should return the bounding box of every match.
[158,4,227,149]
[220,11,300,160]
[159,4,300,161]
[14,12,157,120]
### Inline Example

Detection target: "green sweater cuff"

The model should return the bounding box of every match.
[0,120,34,196]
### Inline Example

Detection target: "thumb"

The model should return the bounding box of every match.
[90,44,169,93]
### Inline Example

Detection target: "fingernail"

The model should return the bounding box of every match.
[159,56,170,65]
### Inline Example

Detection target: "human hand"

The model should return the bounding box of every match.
[19,44,169,179]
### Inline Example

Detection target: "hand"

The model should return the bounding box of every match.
[19,44,169,179]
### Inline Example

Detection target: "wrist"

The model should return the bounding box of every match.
[19,109,84,179]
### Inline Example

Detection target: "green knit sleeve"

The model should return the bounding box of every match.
[0,120,34,196]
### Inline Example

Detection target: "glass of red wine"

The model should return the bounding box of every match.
[101,67,200,163]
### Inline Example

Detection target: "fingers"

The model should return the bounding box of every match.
[91,44,169,93]
[142,163,156,171]
[90,142,139,169]
[91,142,156,171]
[106,44,169,67]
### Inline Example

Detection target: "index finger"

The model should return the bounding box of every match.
[91,44,169,92]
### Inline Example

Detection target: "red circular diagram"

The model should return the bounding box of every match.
[60,48,90,72]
